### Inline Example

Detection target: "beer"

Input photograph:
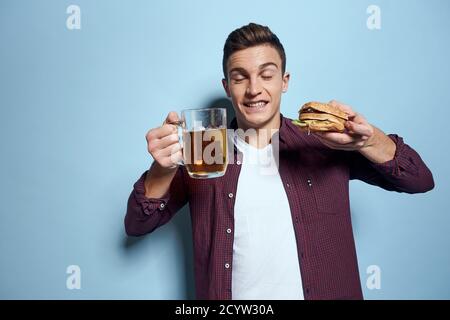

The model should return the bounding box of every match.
[183,127,227,178]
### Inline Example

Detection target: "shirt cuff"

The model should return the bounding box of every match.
[369,134,419,178]
[133,170,171,215]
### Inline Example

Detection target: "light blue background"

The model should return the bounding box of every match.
[0,0,449,299]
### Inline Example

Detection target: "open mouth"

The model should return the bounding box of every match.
[243,100,269,109]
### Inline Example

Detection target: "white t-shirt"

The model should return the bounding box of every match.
[231,134,304,300]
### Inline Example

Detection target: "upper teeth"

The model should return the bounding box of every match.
[246,102,267,107]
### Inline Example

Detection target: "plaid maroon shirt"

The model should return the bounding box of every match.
[124,114,434,300]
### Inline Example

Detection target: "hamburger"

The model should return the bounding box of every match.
[292,101,349,133]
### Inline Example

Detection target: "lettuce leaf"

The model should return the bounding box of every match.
[292,119,307,127]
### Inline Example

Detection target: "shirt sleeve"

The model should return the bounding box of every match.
[347,134,435,193]
[124,165,188,236]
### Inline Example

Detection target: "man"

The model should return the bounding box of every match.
[124,23,434,300]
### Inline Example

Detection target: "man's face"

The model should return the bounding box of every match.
[222,44,290,130]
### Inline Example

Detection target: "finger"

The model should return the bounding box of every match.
[157,132,180,149]
[155,142,182,158]
[314,131,355,145]
[151,124,177,140]
[159,149,183,168]
[314,135,337,149]
[328,100,356,117]
[315,135,367,150]
[351,113,368,124]
[315,134,354,150]
[345,121,373,137]
[169,150,183,166]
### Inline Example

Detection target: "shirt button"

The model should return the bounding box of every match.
[307,179,312,187]
[236,160,241,165]
[286,183,290,188]
[159,203,165,210]
[228,193,234,198]
[226,228,232,234]
[225,263,230,269]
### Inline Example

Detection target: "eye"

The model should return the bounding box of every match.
[232,77,246,84]
[261,72,274,80]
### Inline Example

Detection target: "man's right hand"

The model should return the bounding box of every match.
[145,112,183,170]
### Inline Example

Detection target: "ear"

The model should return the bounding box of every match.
[282,72,290,93]
[222,78,231,98]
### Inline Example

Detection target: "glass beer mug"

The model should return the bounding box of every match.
[170,108,228,179]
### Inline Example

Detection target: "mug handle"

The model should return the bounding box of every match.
[166,120,185,167]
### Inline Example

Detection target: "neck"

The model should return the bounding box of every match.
[236,113,281,149]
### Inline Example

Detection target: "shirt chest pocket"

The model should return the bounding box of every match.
[307,167,350,215]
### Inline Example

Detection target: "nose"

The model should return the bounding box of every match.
[246,77,262,97]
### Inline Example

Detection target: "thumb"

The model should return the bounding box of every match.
[164,111,181,125]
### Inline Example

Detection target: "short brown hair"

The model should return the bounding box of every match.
[222,23,286,79]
